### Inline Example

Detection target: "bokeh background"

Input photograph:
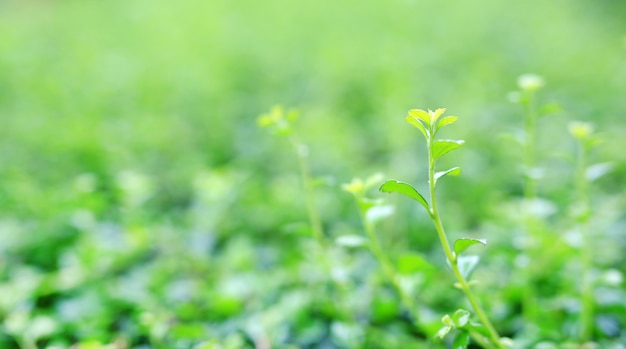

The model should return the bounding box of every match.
[1,0,625,348]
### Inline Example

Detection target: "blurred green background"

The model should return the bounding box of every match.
[1,0,625,348]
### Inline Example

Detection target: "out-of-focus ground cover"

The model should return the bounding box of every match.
[0,0,625,347]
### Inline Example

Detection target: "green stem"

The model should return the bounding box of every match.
[521,93,539,323]
[289,136,355,320]
[291,138,326,246]
[523,95,537,200]
[427,137,503,349]
[358,208,421,328]
[576,140,593,342]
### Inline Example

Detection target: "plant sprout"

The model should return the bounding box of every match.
[568,121,609,343]
[380,108,506,349]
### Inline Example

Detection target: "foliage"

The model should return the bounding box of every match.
[0,0,625,348]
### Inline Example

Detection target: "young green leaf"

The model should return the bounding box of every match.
[405,115,429,139]
[454,238,487,257]
[434,167,462,184]
[379,180,430,212]
[407,109,431,126]
[431,108,447,124]
[457,255,480,279]
[436,115,459,131]
[432,140,465,161]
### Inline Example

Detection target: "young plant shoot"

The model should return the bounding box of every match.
[258,106,353,309]
[568,121,609,343]
[380,108,505,349]
[342,174,424,331]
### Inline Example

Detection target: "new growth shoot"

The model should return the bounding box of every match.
[380,108,506,349]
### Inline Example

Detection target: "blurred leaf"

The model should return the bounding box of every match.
[364,173,385,190]
[342,178,364,195]
[468,322,490,338]
[434,167,462,184]
[379,180,429,212]
[335,235,367,248]
[312,175,335,187]
[365,205,394,224]
[568,121,594,140]
[171,323,205,340]
[585,162,613,181]
[436,325,452,340]
[397,253,435,275]
[522,197,557,218]
[358,197,384,212]
[452,331,470,349]
[457,255,480,279]
[28,315,58,340]
[499,130,525,147]
[442,314,453,327]
[371,296,400,323]
[538,102,562,116]
[454,238,486,257]
[452,309,470,328]
[432,140,465,161]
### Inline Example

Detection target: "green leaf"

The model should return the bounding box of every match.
[379,180,429,212]
[431,108,447,124]
[435,325,452,340]
[397,253,435,275]
[407,109,431,126]
[452,331,470,349]
[436,115,458,130]
[454,238,487,257]
[452,309,471,328]
[405,114,429,139]
[457,255,480,279]
[434,167,462,184]
[432,140,465,161]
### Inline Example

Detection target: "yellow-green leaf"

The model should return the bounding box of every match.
[379,180,429,212]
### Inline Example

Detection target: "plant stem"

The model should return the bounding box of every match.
[427,138,503,349]
[576,140,593,342]
[289,136,355,319]
[523,97,538,200]
[291,137,326,246]
[521,92,539,323]
[358,209,421,328]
